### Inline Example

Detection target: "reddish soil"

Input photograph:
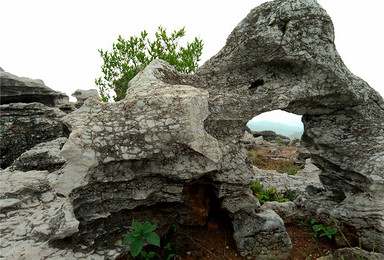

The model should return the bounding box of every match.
[284,216,339,260]
[117,217,340,259]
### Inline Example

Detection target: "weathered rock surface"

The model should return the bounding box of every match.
[187,0,384,253]
[0,70,69,107]
[254,165,323,197]
[317,247,384,260]
[1,0,384,258]
[261,202,297,218]
[252,130,291,145]
[9,137,67,172]
[0,170,80,260]
[0,103,69,169]
[71,89,100,108]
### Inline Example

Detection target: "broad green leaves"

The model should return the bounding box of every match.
[96,26,203,102]
[310,219,338,239]
[122,221,160,258]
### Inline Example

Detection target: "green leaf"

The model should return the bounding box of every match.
[130,229,142,237]
[122,233,136,245]
[140,251,147,257]
[132,221,142,232]
[147,251,156,258]
[144,232,160,247]
[130,239,144,257]
[164,242,172,251]
[166,253,176,260]
[312,225,323,232]
[142,221,157,234]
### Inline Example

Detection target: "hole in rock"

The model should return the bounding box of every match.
[249,79,264,89]
[245,110,307,173]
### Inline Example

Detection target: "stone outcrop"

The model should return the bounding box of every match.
[71,89,100,108]
[0,70,69,107]
[252,130,291,145]
[9,137,67,173]
[1,0,384,258]
[0,103,69,169]
[0,170,80,260]
[186,0,384,253]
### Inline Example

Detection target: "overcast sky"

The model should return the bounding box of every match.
[1,0,383,123]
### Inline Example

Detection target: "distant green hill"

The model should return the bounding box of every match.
[246,120,304,139]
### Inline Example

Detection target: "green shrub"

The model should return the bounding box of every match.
[285,165,298,175]
[95,26,203,102]
[251,180,291,204]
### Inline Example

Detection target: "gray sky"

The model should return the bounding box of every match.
[1,0,383,123]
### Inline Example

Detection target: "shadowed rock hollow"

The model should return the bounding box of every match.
[1,0,383,259]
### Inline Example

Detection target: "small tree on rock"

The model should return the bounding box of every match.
[95,26,203,102]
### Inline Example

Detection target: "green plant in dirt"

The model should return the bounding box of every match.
[96,26,203,102]
[171,224,179,232]
[284,189,297,202]
[251,180,290,204]
[310,219,338,239]
[164,242,175,260]
[122,221,160,258]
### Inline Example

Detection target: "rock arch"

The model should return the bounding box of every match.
[1,0,383,259]
[51,0,384,256]
[184,0,384,252]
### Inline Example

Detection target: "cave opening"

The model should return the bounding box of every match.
[183,177,233,232]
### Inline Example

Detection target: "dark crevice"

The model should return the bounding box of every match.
[249,79,264,90]
[278,20,289,35]
[62,123,71,138]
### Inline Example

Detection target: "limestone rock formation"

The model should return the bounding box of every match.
[1,0,384,258]
[9,137,67,172]
[71,89,100,108]
[252,130,291,145]
[0,170,80,260]
[0,103,69,169]
[0,70,69,107]
[187,0,384,253]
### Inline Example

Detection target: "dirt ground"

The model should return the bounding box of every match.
[117,216,340,259]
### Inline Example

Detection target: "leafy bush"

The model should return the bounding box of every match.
[95,26,203,102]
[122,221,160,258]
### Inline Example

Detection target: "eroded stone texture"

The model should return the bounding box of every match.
[9,137,67,172]
[0,170,80,259]
[0,70,69,107]
[48,60,284,257]
[71,89,100,108]
[0,103,69,169]
[1,0,383,258]
[185,0,384,253]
